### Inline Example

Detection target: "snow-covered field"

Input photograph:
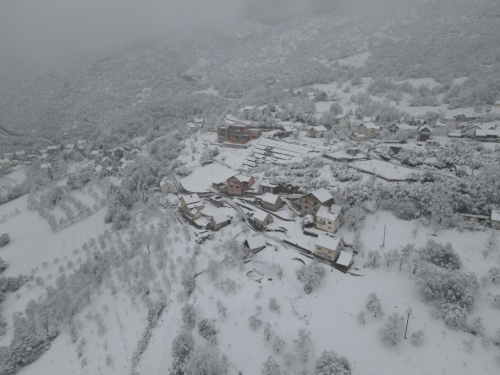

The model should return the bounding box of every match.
[352,160,418,181]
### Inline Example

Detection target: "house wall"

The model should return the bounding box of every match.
[160,184,171,194]
[492,219,500,230]
[212,220,229,231]
[316,213,343,233]
[314,244,342,261]
[262,199,282,212]
[300,194,334,217]
[254,215,273,229]
[227,178,243,195]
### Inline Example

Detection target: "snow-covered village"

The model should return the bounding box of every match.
[0,1,500,375]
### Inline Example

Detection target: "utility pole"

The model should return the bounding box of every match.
[404,311,411,339]
[382,225,386,247]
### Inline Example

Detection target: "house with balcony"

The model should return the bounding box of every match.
[315,204,343,233]
[300,188,334,217]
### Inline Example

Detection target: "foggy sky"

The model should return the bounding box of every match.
[0,0,251,72]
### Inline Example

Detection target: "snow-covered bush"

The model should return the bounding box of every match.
[261,356,281,375]
[343,207,366,231]
[171,329,195,375]
[296,262,325,294]
[417,266,479,313]
[365,251,381,269]
[315,350,352,375]
[411,330,425,346]
[186,345,225,375]
[249,314,262,330]
[331,163,361,182]
[0,234,10,247]
[269,298,281,313]
[181,304,196,330]
[365,292,383,317]
[198,319,217,342]
[420,240,461,270]
[293,328,311,363]
[379,313,405,345]
[467,317,485,336]
[487,267,500,283]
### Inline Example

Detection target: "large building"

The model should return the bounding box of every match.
[227,175,255,195]
[300,188,334,217]
[217,124,262,144]
[315,205,343,233]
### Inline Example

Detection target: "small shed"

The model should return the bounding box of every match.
[425,140,440,147]
[335,251,354,271]
[243,235,267,253]
[160,177,172,194]
[261,193,283,211]
[389,145,402,155]
[209,195,224,208]
[347,147,360,156]
[491,209,500,230]
[210,214,231,231]
[252,210,273,229]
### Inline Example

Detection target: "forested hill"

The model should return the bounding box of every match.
[0,0,499,142]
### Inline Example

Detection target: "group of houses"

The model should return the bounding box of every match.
[91,147,142,173]
[178,193,232,232]
[217,124,263,145]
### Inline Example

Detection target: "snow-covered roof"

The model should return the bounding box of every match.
[491,209,500,222]
[360,122,380,130]
[245,235,266,251]
[418,125,432,133]
[194,217,209,227]
[253,210,271,223]
[486,130,499,137]
[395,123,415,131]
[66,144,74,149]
[120,163,128,170]
[312,125,327,132]
[40,163,51,169]
[91,150,100,155]
[130,148,142,154]
[47,146,58,150]
[316,205,342,222]
[0,159,10,164]
[311,188,333,203]
[194,117,204,123]
[260,181,278,188]
[15,150,25,155]
[495,100,500,105]
[336,251,353,267]
[41,153,48,159]
[475,129,487,137]
[262,193,280,205]
[160,177,170,187]
[280,125,294,132]
[95,165,103,172]
[101,156,111,162]
[232,174,252,183]
[315,234,342,251]
[212,214,230,225]
[362,116,372,122]
[181,194,201,205]
[435,119,448,127]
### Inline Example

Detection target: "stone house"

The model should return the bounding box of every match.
[210,214,231,231]
[261,193,283,211]
[243,235,267,253]
[300,188,334,217]
[356,122,381,140]
[252,210,273,229]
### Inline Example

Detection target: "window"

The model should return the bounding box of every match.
[313,202,317,206]
[328,221,331,224]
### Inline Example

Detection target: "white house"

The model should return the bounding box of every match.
[314,234,344,261]
[315,204,343,233]
[307,126,327,138]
